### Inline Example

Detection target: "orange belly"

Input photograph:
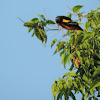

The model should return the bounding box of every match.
[60,23,78,32]
[60,23,71,30]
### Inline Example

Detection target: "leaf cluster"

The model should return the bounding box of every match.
[51,6,100,100]
[24,5,100,100]
[24,14,55,43]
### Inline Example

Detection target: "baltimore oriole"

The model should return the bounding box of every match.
[56,16,83,32]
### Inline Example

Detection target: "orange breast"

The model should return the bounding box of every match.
[60,23,78,32]
[60,23,71,30]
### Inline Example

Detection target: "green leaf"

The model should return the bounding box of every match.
[69,92,76,100]
[90,20,97,28]
[51,39,57,48]
[72,5,83,12]
[90,89,94,95]
[97,6,100,10]
[57,42,65,52]
[88,97,92,100]
[53,48,57,55]
[35,31,43,42]
[64,54,69,68]
[28,27,33,32]
[31,31,35,37]
[63,71,76,78]
[60,49,65,57]
[24,18,39,27]
[40,30,47,43]
[69,72,76,77]
[24,21,35,27]
[76,51,82,64]
[63,72,70,78]
[56,91,63,100]
[67,76,72,82]
[34,27,47,43]
[90,79,100,91]
[61,53,66,65]
[82,32,93,42]
[64,54,73,67]
[82,74,92,85]
[31,18,39,22]
[73,81,78,88]
[85,22,89,30]
[84,92,89,99]
[64,82,67,89]
[69,61,74,71]
[37,14,45,21]
[78,22,83,24]
[58,83,63,90]
[46,20,55,24]
[67,13,72,18]
[52,84,59,96]
[93,70,100,79]
[97,24,100,28]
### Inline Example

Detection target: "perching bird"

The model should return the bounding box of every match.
[56,16,83,32]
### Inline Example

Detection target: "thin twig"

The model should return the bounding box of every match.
[66,5,88,32]
[17,17,25,23]
[43,8,52,20]
[58,36,65,43]
[65,11,77,16]
[66,5,81,17]
[61,28,67,42]
[43,8,58,28]
[66,5,73,11]
[66,5,79,15]
[45,28,60,31]
[74,15,86,21]
[81,17,88,32]
[50,29,61,37]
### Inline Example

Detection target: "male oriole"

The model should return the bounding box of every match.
[56,16,83,32]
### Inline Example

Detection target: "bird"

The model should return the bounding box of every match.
[56,16,83,32]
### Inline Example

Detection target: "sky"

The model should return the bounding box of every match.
[0,0,100,100]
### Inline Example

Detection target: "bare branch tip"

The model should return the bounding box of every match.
[17,17,25,23]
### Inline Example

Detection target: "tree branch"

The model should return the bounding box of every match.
[43,8,58,28]
[61,28,67,42]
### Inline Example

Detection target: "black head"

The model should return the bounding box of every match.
[56,16,71,24]
[56,16,62,24]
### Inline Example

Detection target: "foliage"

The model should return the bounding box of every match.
[24,14,55,43]
[24,5,100,100]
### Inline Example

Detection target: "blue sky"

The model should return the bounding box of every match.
[0,0,100,100]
